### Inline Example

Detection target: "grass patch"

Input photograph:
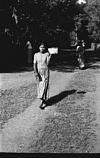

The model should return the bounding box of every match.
[0,82,37,126]
[24,70,96,153]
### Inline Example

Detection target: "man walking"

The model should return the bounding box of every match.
[33,43,51,109]
[76,40,85,69]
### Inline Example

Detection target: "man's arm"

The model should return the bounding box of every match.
[33,54,39,77]
[34,63,38,75]
[47,52,51,66]
[34,63,42,81]
[33,54,42,81]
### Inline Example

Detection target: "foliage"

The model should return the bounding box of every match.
[1,0,100,48]
[84,0,100,42]
[0,0,80,48]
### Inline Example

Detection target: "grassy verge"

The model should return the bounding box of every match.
[0,82,37,126]
[24,69,97,153]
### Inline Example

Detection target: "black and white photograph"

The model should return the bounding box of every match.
[0,0,100,153]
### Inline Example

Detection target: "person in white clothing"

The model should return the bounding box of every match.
[76,40,85,69]
[33,43,51,109]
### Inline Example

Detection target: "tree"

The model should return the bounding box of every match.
[84,0,100,42]
[2,0,81,48]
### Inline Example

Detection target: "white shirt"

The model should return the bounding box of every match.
[34,52,51,71]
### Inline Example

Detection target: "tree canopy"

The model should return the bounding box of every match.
[0,0,79,48]
[1,0,100,49]
[84,0,100,42]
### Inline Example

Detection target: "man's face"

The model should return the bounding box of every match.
[39,45,45,52]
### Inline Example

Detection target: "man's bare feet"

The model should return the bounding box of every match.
[39,99,46,110]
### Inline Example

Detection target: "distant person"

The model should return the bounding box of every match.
[26,41,33,68]
[26,41,32,49]
[81,40,85,48]
[33,43,51,109]
[76,40,85,69]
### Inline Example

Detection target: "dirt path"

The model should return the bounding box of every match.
[0,71,36,90]
[94,72,100,153]
[1,62,100,153]
[1,70,75,152]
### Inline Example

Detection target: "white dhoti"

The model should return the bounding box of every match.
[37,68,49,100]
[78,56,85,68]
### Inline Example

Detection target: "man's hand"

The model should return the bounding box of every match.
[35,73,42,82]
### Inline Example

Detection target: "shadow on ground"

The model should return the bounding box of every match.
[85,51,100,69]
[85,64,100,69]
[50,50,100,72]
[0,66,33,73]
[46,89,76,107]
[49,52,78,72]
[1,50,100,73]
